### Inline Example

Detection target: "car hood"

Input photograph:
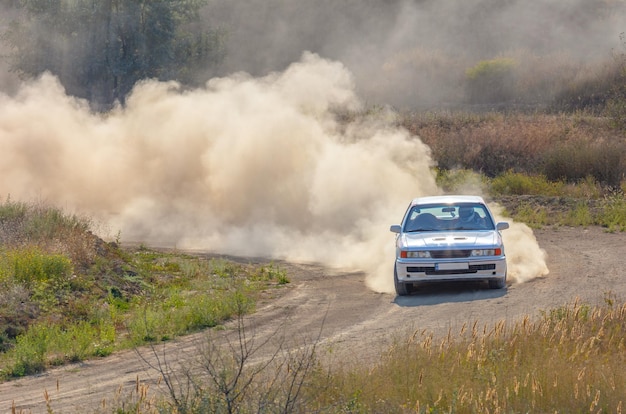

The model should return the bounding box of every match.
[400,230,501,249]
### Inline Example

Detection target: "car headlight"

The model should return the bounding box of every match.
[470,248,502,257]
[401,250,431,258]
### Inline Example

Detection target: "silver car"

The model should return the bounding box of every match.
[390,195,509,295]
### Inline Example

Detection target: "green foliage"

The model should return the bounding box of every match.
[252,262,290,284]
[466,58,516,80]
[4,320,112,377]
[0,248,73,316]
[0,200,288,380]
[490,172,562,196]
[465,58,516,103]
[598,194,626,232]
[435,168,487,193]
[564,202,594,226]
[125,290,253,345]
[0,248,72,286]
[514,202,550,228]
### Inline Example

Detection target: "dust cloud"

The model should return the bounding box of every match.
[203,0,626,108]
[491,206,550,284]
[0,53,549,293]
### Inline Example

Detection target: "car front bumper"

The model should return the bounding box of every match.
[395,256,507,284]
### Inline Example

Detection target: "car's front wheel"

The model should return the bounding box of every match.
[394,265,412,296]
[488,276,506,289]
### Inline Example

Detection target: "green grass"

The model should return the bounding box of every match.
[497,194,626,230]
[0,201,290,380]
[435,169,626,230]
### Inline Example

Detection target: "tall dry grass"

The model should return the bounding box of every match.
[305,299,626,413]
[402,112,626,187]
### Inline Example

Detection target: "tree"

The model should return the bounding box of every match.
[3,0,225,109]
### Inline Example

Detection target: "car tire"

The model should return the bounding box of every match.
[488,276,506,289]
[394,265,411,296]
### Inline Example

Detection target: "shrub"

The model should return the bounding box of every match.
[465,58,517,103]
[404,112,626,184]
[564,203,595,227]
[0,248,73,287]
[542,140,626,187]
[490,172,562,196]
[0,248,73,315]
[598,194,626,232]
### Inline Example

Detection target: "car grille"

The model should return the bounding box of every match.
[407,264,496,275]
[429,250,472,259]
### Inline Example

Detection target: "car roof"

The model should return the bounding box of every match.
[409,195,486,206]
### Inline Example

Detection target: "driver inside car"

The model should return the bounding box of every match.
[458,206,486,228]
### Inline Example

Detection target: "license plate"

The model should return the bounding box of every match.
[436,262,469,271]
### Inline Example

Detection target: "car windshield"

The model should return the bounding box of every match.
[403,202,495,232]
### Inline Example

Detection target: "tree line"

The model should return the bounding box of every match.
[1,0,224,109]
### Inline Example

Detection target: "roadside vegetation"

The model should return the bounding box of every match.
[0,199,289,380]
[304,298,626,413]
[113,297,626,413]
[4,90,626,414]
[404,110,626,230]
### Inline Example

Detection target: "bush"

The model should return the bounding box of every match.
[490,172,563,196]
[598,194,626,232]
[550,37,626,117]
[465,58,517,103]
[403,112,626,184]
[0,248,73,287]
[542,140,626,187]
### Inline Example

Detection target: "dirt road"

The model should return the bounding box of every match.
[1,226,625,413]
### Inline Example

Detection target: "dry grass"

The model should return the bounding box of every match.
[402,112,626,187]
[305,299,626,413]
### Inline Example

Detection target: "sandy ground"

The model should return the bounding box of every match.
[1,225,626,413]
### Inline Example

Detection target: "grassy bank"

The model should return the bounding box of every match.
[0,199,289,380]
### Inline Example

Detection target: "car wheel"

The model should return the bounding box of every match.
[394,265,411,296]
[488,276,506,289]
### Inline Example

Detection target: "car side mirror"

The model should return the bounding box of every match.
[496,222,510,231]
[390,225,401,234]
